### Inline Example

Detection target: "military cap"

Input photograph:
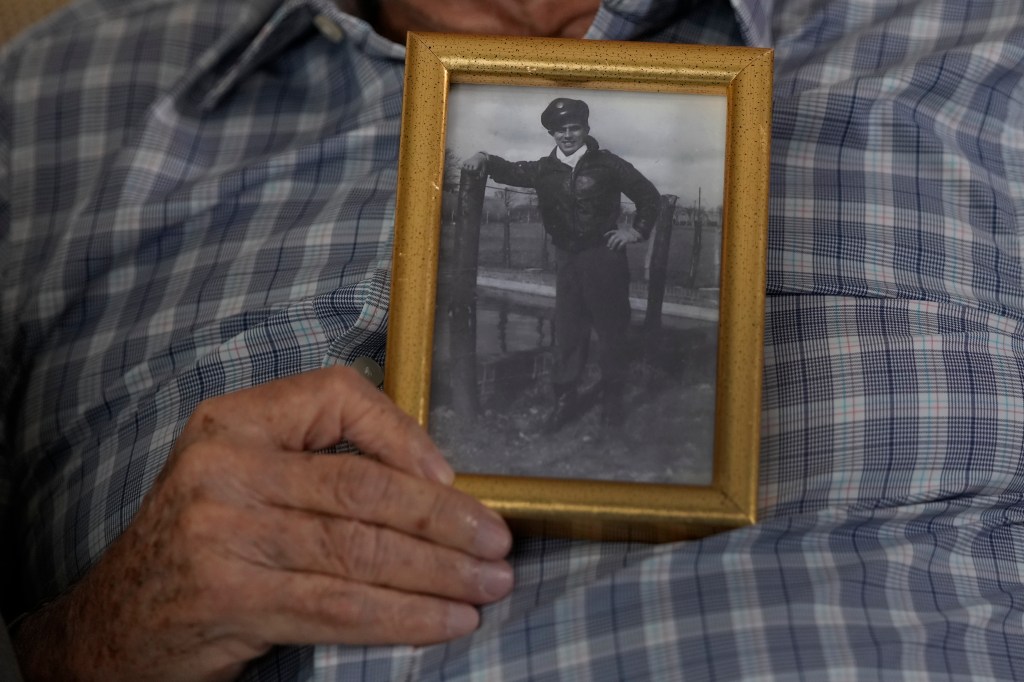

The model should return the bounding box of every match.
[541,98,589,131]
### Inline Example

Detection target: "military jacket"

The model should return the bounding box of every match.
[485,137,661,252]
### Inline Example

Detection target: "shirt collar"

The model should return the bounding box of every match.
[588,0,694,39]
[189,0,757,113]
[588,0,762,45]
[728,0,772,46]
[187,0,404,113]
[556,143,588,169]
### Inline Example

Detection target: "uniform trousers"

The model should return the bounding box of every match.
[551,244,631,397]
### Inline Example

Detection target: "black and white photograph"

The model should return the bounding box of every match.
[427,83,727,485]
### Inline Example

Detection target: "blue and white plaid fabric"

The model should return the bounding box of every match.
[4,0,1024,679]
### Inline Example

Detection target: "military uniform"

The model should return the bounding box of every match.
[483,99,661,427]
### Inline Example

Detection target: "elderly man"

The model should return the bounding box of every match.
[5,0,1024,680]
[464,97,661,430]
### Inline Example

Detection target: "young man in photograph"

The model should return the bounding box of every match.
[463,97,661,432]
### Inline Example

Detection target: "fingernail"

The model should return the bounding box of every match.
[420,456,455,486]
[474,510,512,558]
[446,603,479,638]
[478,562,514,600]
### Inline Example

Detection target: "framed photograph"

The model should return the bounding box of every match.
[385,32,772,542]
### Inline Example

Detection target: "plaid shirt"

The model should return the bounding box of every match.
[4,0,1024,679]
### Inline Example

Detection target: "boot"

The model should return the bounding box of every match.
[542,388,581,433]
[600,384,626,429]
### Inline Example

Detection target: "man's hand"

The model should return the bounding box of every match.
[605,226,642,250]
[461,152,488,175]
[13,367,514,682]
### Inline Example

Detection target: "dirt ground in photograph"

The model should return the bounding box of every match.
[430,323,717,485]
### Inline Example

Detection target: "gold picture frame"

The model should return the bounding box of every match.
[385,32,772,542]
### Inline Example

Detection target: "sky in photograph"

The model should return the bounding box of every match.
[446,83,727,208]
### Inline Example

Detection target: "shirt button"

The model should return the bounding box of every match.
[351,356,385,388]
[313,14,345,43]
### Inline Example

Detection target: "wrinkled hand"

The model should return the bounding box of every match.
[605,226,642,250]
[461,152,488,175]
[13,367,514,682]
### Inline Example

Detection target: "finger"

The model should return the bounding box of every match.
[188,367,454,485]
[247,449,512,560]
[252,571,482,646]
[231,505,513,604]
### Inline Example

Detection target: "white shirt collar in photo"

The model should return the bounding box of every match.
[557,144,587,169]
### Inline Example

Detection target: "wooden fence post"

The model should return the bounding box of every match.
[502,187,512,268]
[686,188,704,289]
[449,169,487,419]
[644,194,678,331]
